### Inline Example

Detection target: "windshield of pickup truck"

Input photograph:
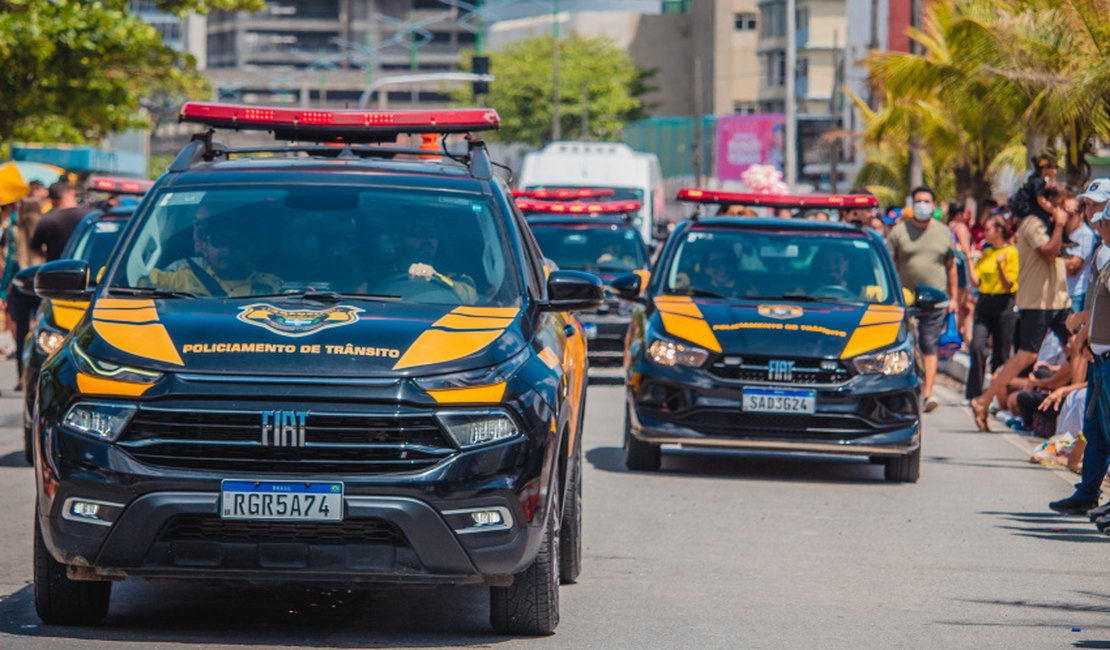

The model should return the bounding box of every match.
[107,185,522,306]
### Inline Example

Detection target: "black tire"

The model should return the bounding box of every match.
[490,507,560,636]
[884,447,921,483]
[34,519,111,626]
[623,406,660,471]
[559,458,582,584]
[23,387,34,466]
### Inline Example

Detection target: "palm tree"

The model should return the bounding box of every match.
[858,0,1110,203]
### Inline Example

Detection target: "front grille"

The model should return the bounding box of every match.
[675,409,880,438]
[160,516,406,546]
[120,408,455,473]
[708,357,850,385]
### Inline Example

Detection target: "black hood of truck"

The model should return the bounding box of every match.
[77,295,526,377]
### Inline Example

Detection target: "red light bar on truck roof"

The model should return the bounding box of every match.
[516,199,641,214]
[179,102,500,142]
[676,188,878,209]
[87,176,154,195]
[512,188,617,200]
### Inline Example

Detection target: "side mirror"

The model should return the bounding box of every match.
[913,285,948,312]
[543,270,604,312]
[13,265,39,295]
[610,272,644,303]
[34,260,92,301]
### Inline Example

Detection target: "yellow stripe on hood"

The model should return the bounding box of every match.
[90,298,184,366]
[655,296,721,353]
[394,306,520,371]
[840,305,904,358]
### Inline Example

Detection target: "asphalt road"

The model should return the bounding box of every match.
[0,366,1108,648]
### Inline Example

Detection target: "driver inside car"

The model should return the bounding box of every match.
[809,247,875,300]
[387,216,478,304]
[141,212,281,297]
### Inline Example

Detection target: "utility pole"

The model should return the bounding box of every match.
[785,0,798,188]
[907,0,924,190]
[551,0,561,142]
[693,56,703,187]
[580,80,589,139]
[829,31,841,193]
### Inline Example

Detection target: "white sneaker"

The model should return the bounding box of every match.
[995,409,1013,423]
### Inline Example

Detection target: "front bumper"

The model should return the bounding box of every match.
[42,486,535,585]
[628,363,921,457]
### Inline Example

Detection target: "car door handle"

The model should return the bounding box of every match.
[563,325,576,337]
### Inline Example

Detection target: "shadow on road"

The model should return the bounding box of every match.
[586,445,892,485]
[0,582,515,647]
[980,510,1110,544]
[0,451,28,468]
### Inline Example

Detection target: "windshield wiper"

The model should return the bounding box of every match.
[670,288,729,299]
[747,293,858,304]
[109,286,197,299]
[246,291,402,303]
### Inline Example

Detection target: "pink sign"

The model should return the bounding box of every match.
[716,114,786,181]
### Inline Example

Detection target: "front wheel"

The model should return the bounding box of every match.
[884,447,921,483]
[34,518,111,625]
[559,458,582,584]
[490,506,560,635]
[623,406,660,471]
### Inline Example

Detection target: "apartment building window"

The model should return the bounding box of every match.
[797,57,808,81]
[760,0,785,38]
[765,51,786,87]
[734,102,758,114]
[662,0,690,13]
[734,12,757,31]
[796,7,809,31]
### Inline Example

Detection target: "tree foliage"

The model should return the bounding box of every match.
[452,34,646,147]
[855,0,1110,203]
[0,0,258,149]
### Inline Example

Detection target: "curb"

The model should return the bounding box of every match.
[939,350,969,385]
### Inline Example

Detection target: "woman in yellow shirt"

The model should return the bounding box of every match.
[966,215,1019,401]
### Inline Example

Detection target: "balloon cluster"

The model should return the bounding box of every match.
[740,164,789,195]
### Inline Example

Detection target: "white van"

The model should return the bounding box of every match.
[518,141,665,243]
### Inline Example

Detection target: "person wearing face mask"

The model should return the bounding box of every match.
[885,186,959,413]
[1048,206,1110,516]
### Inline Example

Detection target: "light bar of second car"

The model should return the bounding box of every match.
[676,188,878,209]
[516,199,641,214]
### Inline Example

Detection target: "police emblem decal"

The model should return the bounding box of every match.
[757,304,804,320]
[237,304,364,337]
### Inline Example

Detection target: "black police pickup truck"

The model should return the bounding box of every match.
[30,103,601,635]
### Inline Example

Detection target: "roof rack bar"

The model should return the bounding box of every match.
[220,145,449,159]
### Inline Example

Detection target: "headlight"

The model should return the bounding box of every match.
[61,402,137,442]
[436,410,520,448]
[71,340,162,384]
[37,329,66,356]
[648,338,709,368]
[413,350,527,391]
[853,342,913,375]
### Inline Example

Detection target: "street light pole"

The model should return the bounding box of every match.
[552,0,561,142]
[785,0,798,188]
